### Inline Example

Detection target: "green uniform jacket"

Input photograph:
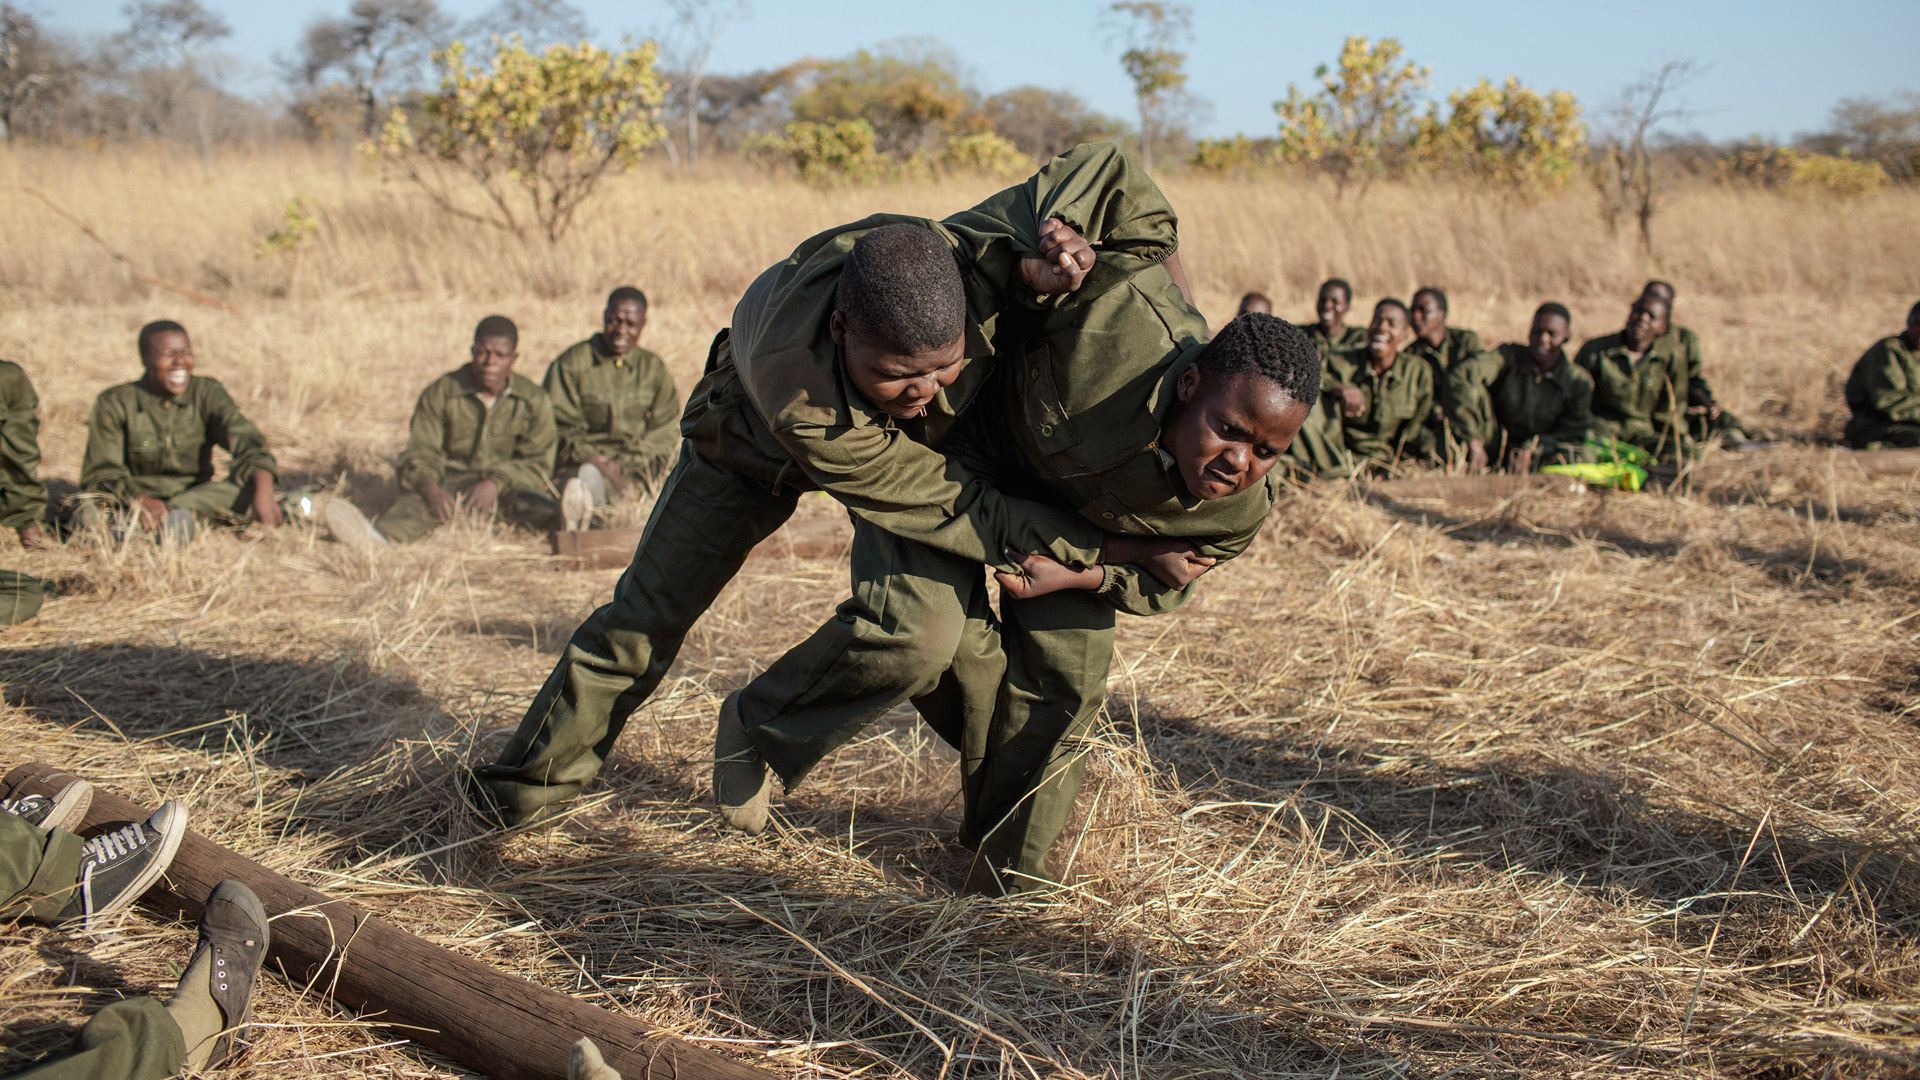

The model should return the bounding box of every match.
[81,376,277,502]
[397,368,557,495]
[1573,331,1690,452]
[1326,347,1437,465]
[1657,323,1719,406]
[1447,344,1594,464]
[1406,326,1486,407]
[1843,334,1920,443]
[542,337,681,477]
[1303,323,1367,361]
[711,141,1175,572]
[985,259,1276,616]
[0,361,46,529]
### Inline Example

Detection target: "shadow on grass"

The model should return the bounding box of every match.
[1366,492,1903,594]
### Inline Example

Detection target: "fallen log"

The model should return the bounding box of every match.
[4,761,770,1080]
[1366,473,1586,509]
[549,514,854,571]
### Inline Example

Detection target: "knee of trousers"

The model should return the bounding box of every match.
[842,603,971,699]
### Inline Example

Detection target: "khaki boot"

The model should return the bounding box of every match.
[712,691,772,835]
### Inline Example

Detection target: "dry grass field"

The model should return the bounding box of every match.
[2,143,1919,1079]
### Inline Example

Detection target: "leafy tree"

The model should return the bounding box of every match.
[1189,134,1272,174]
[1273,35,1429,197]
[751,118,891,185]
[981,85,1126,160]
[374,39,667,243]
[1104,1,1190,170]
[1799,91,1919,184]
[1413,77,1586,197]
[298,0,453,137]
[788,41,970,158]
[940,130,1030,176]
[1720,141,1890,199]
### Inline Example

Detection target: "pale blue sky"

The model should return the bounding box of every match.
[50,0,1920,142]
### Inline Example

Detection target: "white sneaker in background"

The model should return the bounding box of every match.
[576,462,609,508]
[561,478,593,532]
[325,499,388,550]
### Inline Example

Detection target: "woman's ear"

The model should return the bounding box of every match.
[1176,364,1201,403]
[829,310,847,347]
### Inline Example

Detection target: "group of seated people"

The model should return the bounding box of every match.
[0,288,683,574]
[1235,278,1819,476]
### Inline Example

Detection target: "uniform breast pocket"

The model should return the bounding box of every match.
[581,400,613,432]
[127,417,162,471]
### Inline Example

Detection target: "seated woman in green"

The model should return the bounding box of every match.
[1448,302,1595,472]
[1324,298,1436,470]
[326,315,561,547]
[80,321,283,539]
[545,286,682,527]
[1843,299,1920,449]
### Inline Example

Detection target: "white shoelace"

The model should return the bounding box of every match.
[83,820,151,865]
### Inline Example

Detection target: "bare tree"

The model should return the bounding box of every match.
[1594,58,1703,254]
[118,0,229,66]
[297,0,453,137]
[461,0,590,53]
[1102,1,1191,170]
[0,4,61,141]
[662,0,748,175]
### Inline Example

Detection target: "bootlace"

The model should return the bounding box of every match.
[83,820,151,865]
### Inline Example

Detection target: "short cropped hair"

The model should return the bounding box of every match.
[606,286,648,311]
[1320,278,1353,303]
[474,315,519,347]
[1906,298,1919,321]
[137,320,188,360]
[1535,302,1572,324]
[838,224,965,354]
[1642,280,1675,302]
[1238,291,1273,313]
[1193,313,1320,409]
[1375,297,1410,320]
[1413,287,1448,313]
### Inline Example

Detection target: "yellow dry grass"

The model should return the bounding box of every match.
[2,143,1919,1079]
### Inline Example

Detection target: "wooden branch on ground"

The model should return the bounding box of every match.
[4,761,771,1080]
[21,189,242,317]
[1367,473,1582,508]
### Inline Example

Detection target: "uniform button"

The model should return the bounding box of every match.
[1101,511,1114,519]
[1039,424,1053,436]
[1030,367,1039,378]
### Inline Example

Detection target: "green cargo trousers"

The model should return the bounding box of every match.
[4,816,187,1080]
[1,569,45,626]
[10,998,186,1080]
[954,589,1116,894]
[77,481,261,530]
[375,480,561,544]
[1845,417,1920,449]
[2,808,83,921]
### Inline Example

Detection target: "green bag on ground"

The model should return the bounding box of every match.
[1542,461,1647,491]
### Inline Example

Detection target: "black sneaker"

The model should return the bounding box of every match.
[185,879,271,1068]
[0,774,93,832]
[58,800,189,929]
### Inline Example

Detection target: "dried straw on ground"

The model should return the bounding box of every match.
[2,149,1919,1078]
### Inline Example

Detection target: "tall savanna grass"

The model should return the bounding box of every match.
[3,141,1914,466]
